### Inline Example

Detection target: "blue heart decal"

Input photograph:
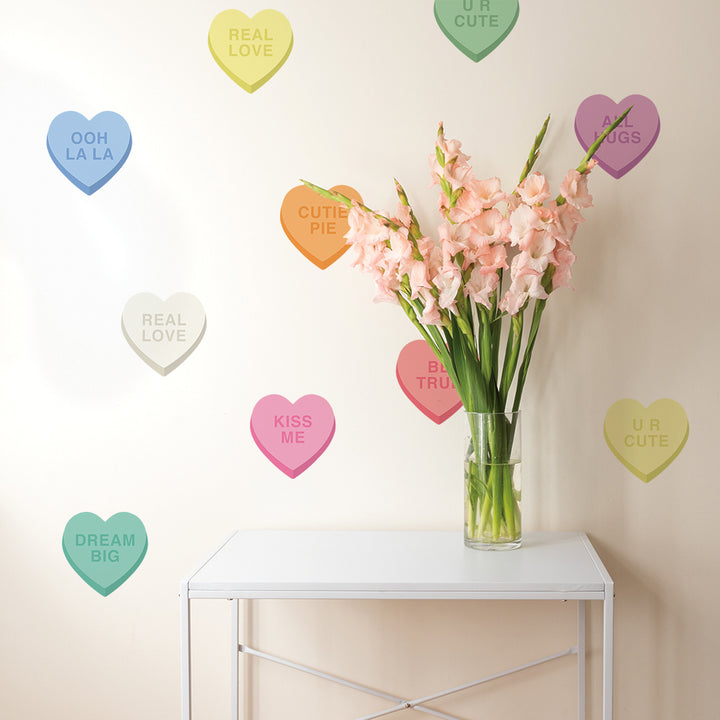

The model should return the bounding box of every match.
[47,111,132,195]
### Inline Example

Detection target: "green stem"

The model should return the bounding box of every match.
[301,179,402,230]
[518,114,551,185]
[500,312,523,409]
[512,299,546,415]
[555,105,633,206]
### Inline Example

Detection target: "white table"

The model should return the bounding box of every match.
[180,530,613,720]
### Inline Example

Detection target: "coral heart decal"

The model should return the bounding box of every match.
[603,399,689,482]
[122,293,206,376]
[396,340,462,424]
[250,394,335,478]
[208,9,293,92]
[62,512,148,596]
[434,0,519,62]
[46,111,131,194]
[575,95,660,178]
[280,184,363,269]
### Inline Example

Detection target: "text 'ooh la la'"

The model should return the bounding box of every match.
[65,130,114,161]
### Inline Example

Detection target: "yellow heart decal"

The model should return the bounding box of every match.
[208,9,293,93]
[603,399,689,483]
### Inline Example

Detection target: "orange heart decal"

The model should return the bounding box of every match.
[280,184,363,269]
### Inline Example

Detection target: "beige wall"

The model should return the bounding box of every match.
[1,1,717,718]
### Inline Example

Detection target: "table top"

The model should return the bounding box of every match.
[183,530,612,600]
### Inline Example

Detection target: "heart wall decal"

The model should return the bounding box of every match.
[122,293,206,376]
[46,111,132,194]
[603,399,689,483]
[62,512,148,596]
[280,184,363,269]
[575,94,660,178]
[396,340,462,424]
[434,0,520,62]
[208,9,293,93]
[250,394,336,478]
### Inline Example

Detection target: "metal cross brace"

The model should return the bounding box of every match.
[239,643,578,720]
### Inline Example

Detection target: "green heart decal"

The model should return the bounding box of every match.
[434,0,520,62]
[603,399,689,483]
[62,513,148,596]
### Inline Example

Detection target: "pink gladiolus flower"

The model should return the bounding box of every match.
[516,172,551,206]
[346,205,382,245]
[393,203,413,228]
[442,161,474,193]
[438,221,466,259]
[385,227,414,271]
[465,265,500,309]
[509,203,543,246]
[430,128,471,188]
[560,168,594,209]
[407,259,433,300]
[474,177,506,208]
[415,235,434,258]
[435,125,469,166]
[448,186,485,224]
[500,276,548,316]
[517,231,556,273]
[500,254,549,315]
[373,279,400,304]
[505,192,521,214]
[472,208,511,245]
[419,288,443,326]
[551,244,576,290]
[473,243,508,272]
[448,176,506,223]
[550,202,585,246]
[350,242,386,274]
[433,261,462,312]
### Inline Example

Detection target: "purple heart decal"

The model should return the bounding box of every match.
[250,394,336,478]
[574,94,660,178]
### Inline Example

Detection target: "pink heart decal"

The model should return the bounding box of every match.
[396,340,462,424]
[574,94,660,178]
[250,394,336,478]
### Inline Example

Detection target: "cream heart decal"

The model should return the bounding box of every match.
[122,293,206,376]
[208,9,293,93]
[603,399,689,482]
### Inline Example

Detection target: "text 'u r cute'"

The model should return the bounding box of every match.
[434,0,520,62]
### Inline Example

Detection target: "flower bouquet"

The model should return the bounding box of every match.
[304,110,629,548]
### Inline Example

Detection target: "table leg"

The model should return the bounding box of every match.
[603,583,614,720]
[181,583,191,720]
[231,599,240,720]
[577,600,586,720]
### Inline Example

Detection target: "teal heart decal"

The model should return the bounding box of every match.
[434,0,520,62]
[62,512,148,596]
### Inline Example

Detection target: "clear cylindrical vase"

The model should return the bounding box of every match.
[464,411,522,550]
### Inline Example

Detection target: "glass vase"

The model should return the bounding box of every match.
[464,411,522,550]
